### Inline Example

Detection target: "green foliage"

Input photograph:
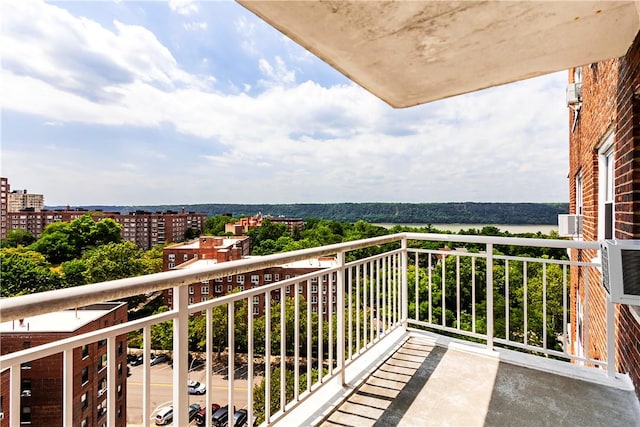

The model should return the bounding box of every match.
[82,241,148,283]
[1,229,36,248]
[0,247,63,297]
[203,215,236,235]
[60,258,88,287]
[117,202,568,225]
[29,214,122,263]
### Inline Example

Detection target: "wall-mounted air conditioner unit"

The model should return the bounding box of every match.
[566,82,582,106]
[600,240,640,305]
[558,214,583,237]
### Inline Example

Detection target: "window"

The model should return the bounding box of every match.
[98,354,107,372]
[264,274,272,282]
[184,254,189,261]
[118,341,123,355]
[311,277,318,283]
[227,275,233,282]
[98,378,107,396]
[322,295,327,303]
[189,286,194,294]
[118,363,123,376]
[201,286,209,294]
[598,133,615,240]
[311,295,317,303]
[251,275,260,283]
[311,285,318,293]
[117,384,122,397]
[253,306,259,315]
[253,296,260,304]
[215,277,223,282]
[237,275,245,283]
[97,402,106,418]
[323,285,327,294]
[81,419,88,427]
[168,263,175,269]
[312,306,317,314]
[298,285,303,294]
[274,274,280,281]
[201,296,208,302]
[286,285,291,294]
[168,289,172,295]
[189,297,194,304]
[227,285,233,291]
[97,339,106,348]
[81,392,88,409]
[238,285,244,291]
[21,379,31,397]
[168,254,175,262]
[285,274,291,280]
[82,367,89,385]
[201,280,209,285]
[21,406,31,424]
[215,285,223,293]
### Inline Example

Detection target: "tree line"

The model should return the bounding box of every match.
[65,202,569,225]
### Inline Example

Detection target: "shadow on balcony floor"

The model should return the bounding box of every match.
[320,337,640,427]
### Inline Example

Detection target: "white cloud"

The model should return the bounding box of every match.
[169,0,198,16]
[1,0,570,205]
[184,21,208,31]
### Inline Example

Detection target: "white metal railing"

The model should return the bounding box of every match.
[0,233,608,427]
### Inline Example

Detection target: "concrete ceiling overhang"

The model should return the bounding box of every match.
[238,1,640,108]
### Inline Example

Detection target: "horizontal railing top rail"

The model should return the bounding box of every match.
[0,232,598,322]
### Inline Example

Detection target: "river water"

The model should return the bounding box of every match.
[373,223,558,234]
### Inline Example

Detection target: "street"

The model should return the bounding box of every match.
[126,358,257,426]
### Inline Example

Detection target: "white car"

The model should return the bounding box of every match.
[187,380,206,395]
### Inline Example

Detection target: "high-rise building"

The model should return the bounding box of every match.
[7,190,44,213]
[0,177,8,240]
[0,303,128,427]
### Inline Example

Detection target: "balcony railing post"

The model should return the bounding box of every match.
[172,285,190,426]
[337,250,346,386]
[486,243,494,350]
[62,349,73,426]
[401,237,409,327]
[606,297,616,377]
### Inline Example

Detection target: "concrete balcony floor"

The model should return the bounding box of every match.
[318,336,640,427]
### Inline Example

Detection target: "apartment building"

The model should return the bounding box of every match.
[162,236,338,318]
[3,208,206,250]
[0,177,8,240]
[7,190,44,213]
[225,213,304,236]
[567,31,640,393]
[0,303,128,427]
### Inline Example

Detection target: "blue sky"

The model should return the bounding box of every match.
[1,0,570,206]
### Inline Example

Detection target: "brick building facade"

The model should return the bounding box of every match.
[568,31,640,396]
[0,303,128,427]
[162,236,338,318]
[0,177,8,240]
[3,206,206,250]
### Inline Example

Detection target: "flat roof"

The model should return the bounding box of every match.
[0,302,125,333]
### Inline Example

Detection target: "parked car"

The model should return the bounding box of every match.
[187,380,206,395]
[130,355,143,366]
[195,403,221,426]
[189,403,202,422]
[154,406,173,425]
[211,405,234,427]
[224,409,249,427]
[150,354,170,366]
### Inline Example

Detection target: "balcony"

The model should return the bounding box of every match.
[1,233,639,427]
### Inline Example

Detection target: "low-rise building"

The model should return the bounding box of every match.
[0,302,128,427]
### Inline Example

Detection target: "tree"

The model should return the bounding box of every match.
[82,241,149,283]
[0,247,63,296]
[1,229,36,248]
[203,215,236,235]
[61,258,88,287]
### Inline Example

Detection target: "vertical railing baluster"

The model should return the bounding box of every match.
[584,267,590,363]
[173,285,189,426]
[306,281,311,392]
[456,255,461,330]
[10,365,19,427]
[382,258,386,333]
[369,260,375,341]
[414,252,419,321]
[247,297,254,422]
[428,252,433,324]
[486,243,494,350]
[347,266,353,360]
[401,238,408,326]
[107,337,116,426]
[206,309,213,427]
[376,258,381,339]
[329,275,334,376]
[143,326,151,427]
[562,264,568,356]
[318,275,324,384]
[523,261,528,348]
[337,251,346,386]
[472,256,476,334]
[356,264,360,353]
[363,262,368,346]
[294,280,300,399]
[543,263,548,350]
[228,301,235,424]
[265,292,271,424]
[280,291,286,413]
[505,260,510,343]
[606,295,616,376]
[62,349,73,426]
[441,255,446,327]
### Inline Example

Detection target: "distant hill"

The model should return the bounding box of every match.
[46,202,569,225]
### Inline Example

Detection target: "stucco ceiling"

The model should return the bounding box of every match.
[238,1,640,108]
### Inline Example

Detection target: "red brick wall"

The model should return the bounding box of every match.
[568,30,640,397]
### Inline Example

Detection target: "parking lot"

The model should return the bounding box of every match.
[126,357,256,426]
